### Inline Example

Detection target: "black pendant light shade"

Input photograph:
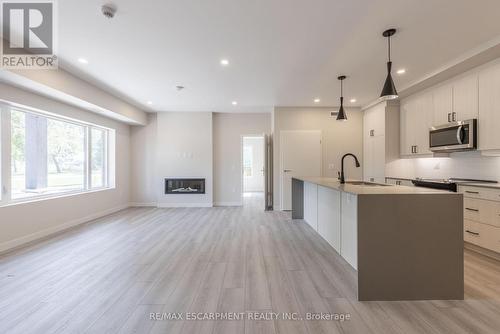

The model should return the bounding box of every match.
[336,75,347,121]
[380,28,398,100]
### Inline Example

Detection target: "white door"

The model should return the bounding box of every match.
[280,130,322,210]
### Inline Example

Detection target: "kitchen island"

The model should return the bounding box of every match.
[292,177,464,301]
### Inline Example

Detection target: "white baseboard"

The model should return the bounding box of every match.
[157,202,213,208]
[214,202,242,207]
[0,204,129,254]
[129,202,158,207]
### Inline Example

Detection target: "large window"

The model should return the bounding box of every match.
[1,104,113,204]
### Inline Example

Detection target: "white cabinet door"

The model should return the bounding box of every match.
[400,99,415,156]
[363,135,385,182]
[372,135,386,178]
[433,84,453,126]
[414,92,433,155]
[479,63,500,151]
[363,136,372,181]
[303,182,318,231]
[453,73,478,121]
[366,103,385,138]
[317,186,341,253]
[341,192,358,270]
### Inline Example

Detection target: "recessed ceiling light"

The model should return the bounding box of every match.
[147,101,153,105]
[397,68,406,74]
[350,98,357,103]
[78,58,88,64]
[220,59,230,66]
[314,98,320,103]
[232,101,238,105]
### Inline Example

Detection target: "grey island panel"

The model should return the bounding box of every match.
[357,193,464,301]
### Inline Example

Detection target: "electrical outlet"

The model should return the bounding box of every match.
[328,163,335,170]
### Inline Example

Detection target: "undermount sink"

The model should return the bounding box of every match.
[344,181,390,187]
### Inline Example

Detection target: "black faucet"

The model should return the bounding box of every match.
[339,153,361,184]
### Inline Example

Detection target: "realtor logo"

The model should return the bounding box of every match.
[1,0,57,69]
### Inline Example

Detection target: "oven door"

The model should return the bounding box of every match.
[429,119,477,152]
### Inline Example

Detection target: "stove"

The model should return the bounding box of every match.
[411,178,498,192]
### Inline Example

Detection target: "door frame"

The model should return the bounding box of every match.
[240,134,266,204]
[279,130,323,211]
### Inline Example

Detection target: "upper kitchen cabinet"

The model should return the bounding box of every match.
[363,101,399,183]
[478,62,500,152]
[400,98,416,156]
[401,92,433,156]
[432,84,453,125]
[453,74,479,121]
[433,73,478,126]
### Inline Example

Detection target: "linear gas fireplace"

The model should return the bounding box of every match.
[165,178,205,194]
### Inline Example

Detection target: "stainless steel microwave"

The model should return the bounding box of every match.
[429,119,477,152]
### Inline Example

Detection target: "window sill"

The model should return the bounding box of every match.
[0,187,116,208]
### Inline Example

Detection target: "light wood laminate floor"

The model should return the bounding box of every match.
[1,194,500,334]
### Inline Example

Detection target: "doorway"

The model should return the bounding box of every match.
[242,136,265,208]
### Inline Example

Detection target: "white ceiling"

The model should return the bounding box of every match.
[56,0,500,112]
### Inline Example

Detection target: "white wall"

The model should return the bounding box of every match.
[213,113,271,205]
[272,107,363,210]
[130,114,157,205]
[243,137,265,192]
[0,85,131,252]
[156,112,213,207]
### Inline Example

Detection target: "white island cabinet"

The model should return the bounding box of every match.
[317,185,341,254]
[302,183,353,265]
[303,182,318,231]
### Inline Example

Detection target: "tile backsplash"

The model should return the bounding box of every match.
[386,151,500,181]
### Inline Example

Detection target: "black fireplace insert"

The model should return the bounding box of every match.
[165,178,205,194]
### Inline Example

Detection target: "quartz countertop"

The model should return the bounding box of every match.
[385,176,415,181]
[294,177,454,195]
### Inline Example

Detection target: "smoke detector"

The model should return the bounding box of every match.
[101,4,117,18]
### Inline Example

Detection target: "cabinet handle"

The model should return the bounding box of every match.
[414,145,418,153]
[465,208,479,212]
[370,129,375,137]
[452,112,457,122]
[447,113,451,122]
[465,191,479,194]
[466,230,479,236]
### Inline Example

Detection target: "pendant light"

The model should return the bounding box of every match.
[336,75,347,121]
[380,28,398,100]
